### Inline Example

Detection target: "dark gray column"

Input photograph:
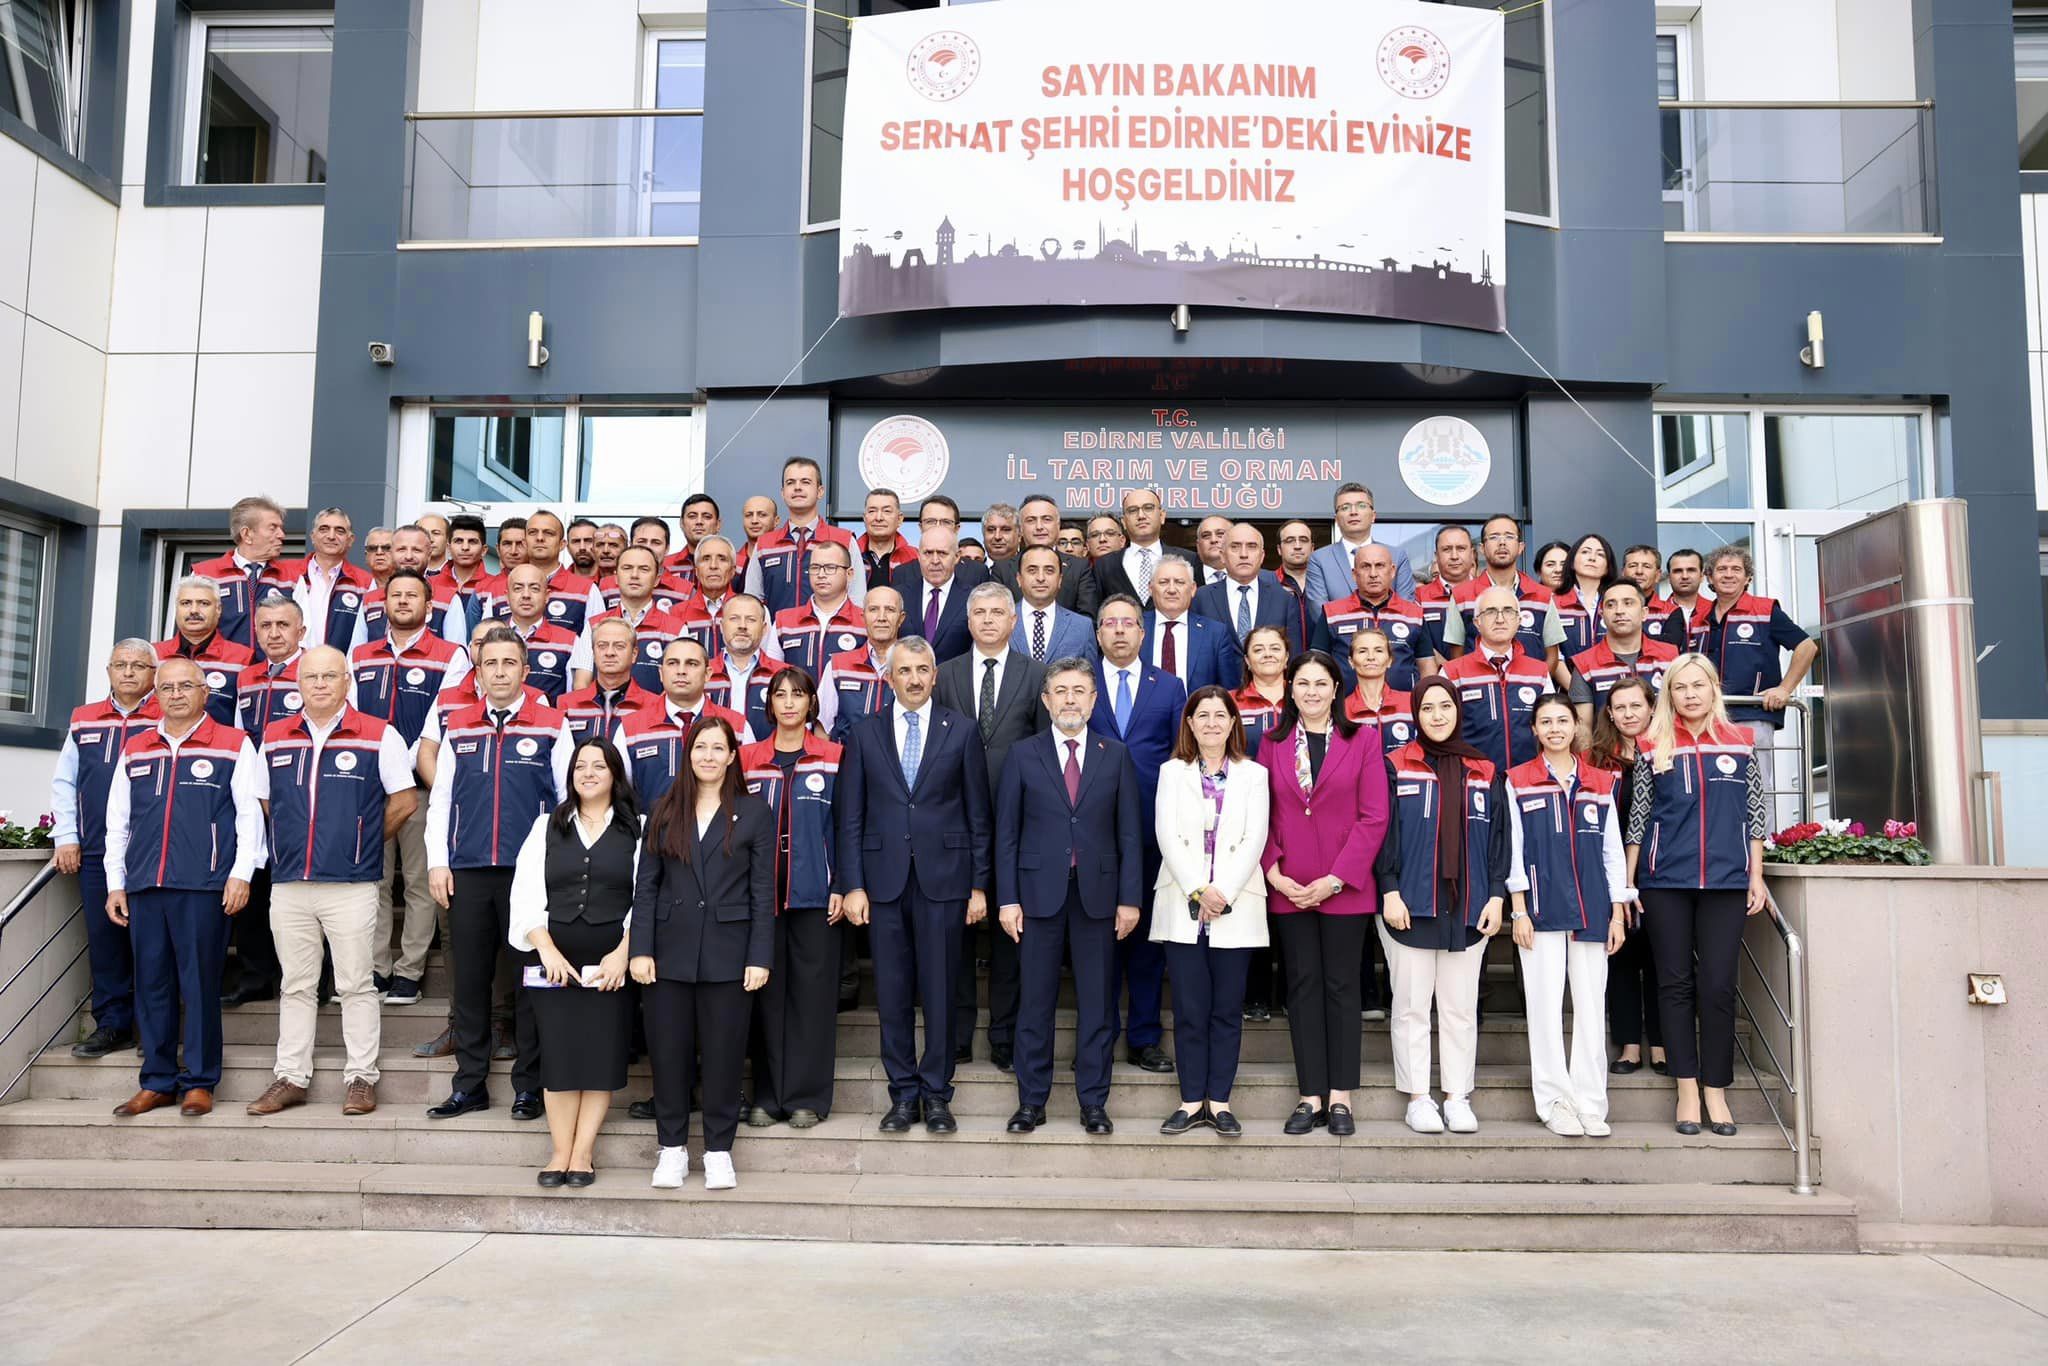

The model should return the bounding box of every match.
[702,393,832,521]
[1523,393,1657,558]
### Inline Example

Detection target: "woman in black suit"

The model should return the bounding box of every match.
[630,714,775,1193]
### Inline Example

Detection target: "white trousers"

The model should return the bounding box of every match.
[1379,921,1486,1101]
[374,802,436,981]
[272,880,382,1086]
[1518,932,1611,1123]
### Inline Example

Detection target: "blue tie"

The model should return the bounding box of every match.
[1113,668,1133,735]
[901,710,922,789]
[1236,584,1253,640]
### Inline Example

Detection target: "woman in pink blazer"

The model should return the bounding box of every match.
[1257,649,1392,1137]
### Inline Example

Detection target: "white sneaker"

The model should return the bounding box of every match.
[1404,1097,1445,1134]
[1544,1100,1585,1137]
[651,1146,687,1189]
[1581,1112,1612,1138]
[702,1150,737,1191]
[1443,1097,1480,1133]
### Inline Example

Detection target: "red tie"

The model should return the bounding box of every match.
[1064,739,1082,867]
[1161,619,1178,676]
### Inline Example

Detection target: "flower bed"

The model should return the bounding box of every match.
[0,813,53,851]
[1763,817,1929,866]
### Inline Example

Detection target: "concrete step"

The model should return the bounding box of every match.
[0,1158,1859,1251]
[27,1045,1782,1124]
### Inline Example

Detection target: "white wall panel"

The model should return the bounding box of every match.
[189,353,315,505]
[1694,0,1841,101]
[106,190,207,355]
[0,138,33,316]
[25,165,117,351]
[0,745,66,820]
[99,354,198,516]
[1834,0,1916,101]
[122,0,161,189]
[197,207,324,354]
[474,0,643,110]
[418,0,482,112]
[0,302,22,481]
[14,318,106,507]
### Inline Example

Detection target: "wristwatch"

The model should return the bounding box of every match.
[1509,909,1529,922]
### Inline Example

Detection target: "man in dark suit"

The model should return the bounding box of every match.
[1193,522,1303,657]
[1142,558,1243,693]
[1010,546,1097,666]
[1088,594,1186,1073]
[1091,487,1200,609]
[934,582,1048,1072]
[995,659,1142,1135]
[836,636,992,1134]
[991,493,1100,617]
[890,525,982,663]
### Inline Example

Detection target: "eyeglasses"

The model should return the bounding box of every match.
[1476,606,1521,621]
[1481,532,1520,545]
[808,563,849,575]
[155,682,206,695]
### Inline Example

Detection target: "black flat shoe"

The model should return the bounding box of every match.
[1159,1109,1203,1136]
[953,1044,974,1066]
[1006,1105,1045,1134]
[924,1099,958,1134]
[1326,1103,1356,1137]
[879,1098,922,1133]
[1128,1044,1173,1073]
[1080,1105,1114,1136]
[1709,1120,1738,1137]
[1675,1120,1703,1136]
[628,1098,655,1121]
[1650,1059,1670,1075]
[564,1169,596,1188]
[1209,1109,1243,1137]
[1283,1102,1323,1136]
[426,1090,488,1120]
[745,1106,777,1128]
[509,1091,544,1121]
[536,1169,567,1188]
[990,1046,1014,1073]
[1242,1005,1271,1023]
[1610,1058,1642,1075]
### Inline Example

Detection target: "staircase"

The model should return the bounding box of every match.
[0,953,1858,1250]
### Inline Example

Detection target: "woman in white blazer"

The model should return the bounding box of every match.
[1151,685,1271,1137]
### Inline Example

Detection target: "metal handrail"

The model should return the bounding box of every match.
[0,857,60,937]
[0,857,88,1106]
[1731,887,1817,1196]
[1657,99,1933,111]
[406,107,704,121]
[1723,695,1815,826]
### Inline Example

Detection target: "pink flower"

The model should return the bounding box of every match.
[1848,821,1866,837]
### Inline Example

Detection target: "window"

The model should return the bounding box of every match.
[429,409,567,502]
[0,0,89,157]
[184,12,333,185]
[2021,11,2048,169]
[0,514,54,720]
[408,402,705,519]
[1656,411,1752,510]
[645,31,706,237]
[1764,413,1923,512]
[802,0,1555,226]
[1657,26,1692,230]
[579,409,699,503]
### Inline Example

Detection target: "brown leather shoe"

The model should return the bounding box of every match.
[342,1079,378,1115]
[111,1089,177,1117]
[412,1026,455,1059]
[179,1088,214,1117]
[245,1079,309,1116]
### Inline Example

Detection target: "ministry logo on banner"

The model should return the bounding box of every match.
[837,0,1505,329]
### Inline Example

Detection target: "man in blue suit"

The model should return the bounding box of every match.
[1010,546,1097,665]
[1305,481,1417,609]
[1192,522,1303,657]
[836,635,992,1135]
[995,658,1142,1135]
[890,525,981,663]
[1089,595,1186,1073]
[1142,558,1242,693]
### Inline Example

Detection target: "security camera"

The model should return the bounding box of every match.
[367,341,396,366]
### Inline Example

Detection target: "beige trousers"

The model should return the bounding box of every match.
[271,880,382,1086]
[374,801,436,981]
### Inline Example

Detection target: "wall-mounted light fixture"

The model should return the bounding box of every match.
[528,310,550,369]
[1799,310,1824,369]
[1170,303,1191,335]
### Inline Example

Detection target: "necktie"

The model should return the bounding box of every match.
[1235,585,1252,640]
[1063,738,1082,804]
[792,527,812,601]
[1135,546,1156,602]
[1113,669,1133,735]
[1031,610,1047,661]
[979,658,999,742]
[492,709,509,731]
[1161,619,1178,677]
[901,710,922,789]
[924,585,942,640]
[246,562,264,614]
[1493,654,1510,683]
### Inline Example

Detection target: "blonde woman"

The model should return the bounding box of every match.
[1623,654,1767,1138]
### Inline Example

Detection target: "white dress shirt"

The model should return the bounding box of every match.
[293,557,351,645]
[102,722,267,890]
[893,698,934,763]
[507,809,638,952]
[1020,600,1061,656]
[1121,541,1165,599]
[1226,576,1262,626]
[1101,660,1142,719]
[913,576,955,628]
[967,647,1008,724]
[49,695,150,847]
[1050,724,1088,774]
[1149,611,1193,685]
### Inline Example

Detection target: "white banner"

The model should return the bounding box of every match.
[838,0,1505,329]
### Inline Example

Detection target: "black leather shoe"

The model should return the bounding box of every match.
[426,1090,488,1119]
[953,1043,974,1065]
[1610,1058,1642,1075]
[1209,1108,1244,1137]
[1326,1103,1356,1137]
[628,1098,655,1121]
[564,1169,596,1187]
[509,1092,544,1121]
[1242,1004,1271,1023]
[923,1099,957,1134]
[1080,1105,1114,1136]
[990,1045,1013,1073]
[1006,1105,1045,1134]
[1283,1101,1323,1136]
[536,1169,567,1188]
[1159,1108,1203,1136]
[221,981,277,1008]
[70,1026,134,1059]
[745,1106,777,1128]
[1709,1120,1738,1137]
[1650,1059,1670,1076]
[1128,1044,1173,1073]
[1675,1120,1703,1136]
[879,1097,922,1133]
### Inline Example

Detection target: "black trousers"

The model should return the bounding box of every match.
[1274,912,1369,1096]
[753,906,839,1117]
[1357,914,1387,1011]
[1164,939,1252,1104]
[228,869,280,992]
[870,885,965,1103]
[647,977,749,1152]
[1640,887,1746,1087]
[448,868,539,1095]
[1606,916,1663,1049]
[952,912,1020,1055]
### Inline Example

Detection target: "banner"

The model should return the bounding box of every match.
[838,0,1505,329]
[830,403,1520,520]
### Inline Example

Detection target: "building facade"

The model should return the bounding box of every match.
[2,0,2046,843]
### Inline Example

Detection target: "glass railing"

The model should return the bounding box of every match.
[404,109,703,243]
[1659,102,1937,237]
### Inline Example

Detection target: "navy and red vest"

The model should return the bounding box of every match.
[617,701,750,805]
[1507,756,1618,940]
[665,595,723,658]
[1415,578,1461,659]
[431,679,548,737]
[598,574,692,616]
[361,580,464,645]
[263,709,398,883]
[431,565,504,636]
[1684,593,1808,723]
[704,658,772,739]
[1232,685,1284,758]
[774,599,866,679]
[352,633,465,748]
[1317,594,1429,690]
[661,546,698,584]
[592,604,688,694]
[1636,726,1755,891]
[509,622,580,703]
[286,558,375,651]
[156,633,255,728]
[740,735,841,910]
[749,522,858,617]
[64,698,162,853]
[236,653,308,743]
[1345,686,1416,754]
[189,553,297,650]
[1441,649,1551,773]
[824,649,891,745]
[1571,637,1678,709]
[1642,594,1682,646]
[1551,587,1604,658]
[438,697,565,868]
[857,533,918,586]
[559,680,660,745]
[488,568,599,637]
[116,716,250,893]
[1451,571,1555,660]
[1387,743,1498,926]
